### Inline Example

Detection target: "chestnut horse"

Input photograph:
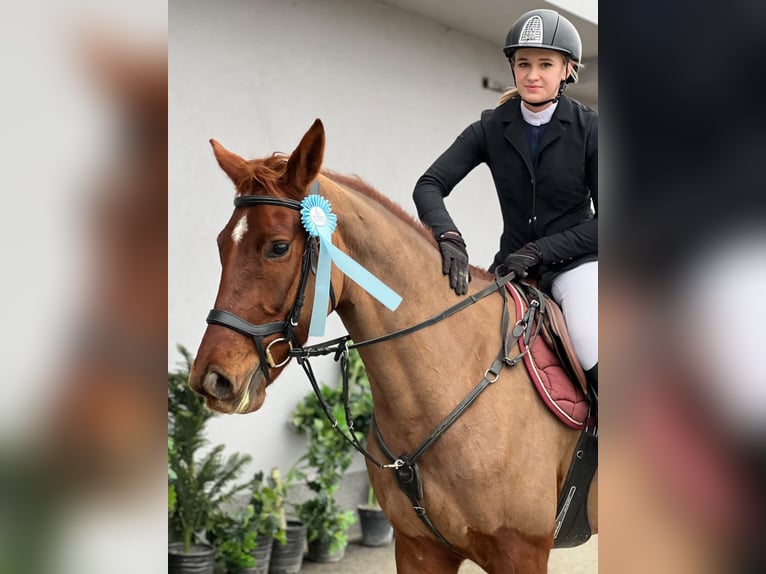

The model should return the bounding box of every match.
[190,120,597,573]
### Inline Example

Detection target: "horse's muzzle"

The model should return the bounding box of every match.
[192,364,267,415]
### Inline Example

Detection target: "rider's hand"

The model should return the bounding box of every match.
[499,242,542,279]
[437,231,471,296]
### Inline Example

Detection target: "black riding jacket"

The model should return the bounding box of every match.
[413,94,597,289]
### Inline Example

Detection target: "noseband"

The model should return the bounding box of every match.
[205,192,318,382]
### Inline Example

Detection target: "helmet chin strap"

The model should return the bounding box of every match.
[520,80,567,108]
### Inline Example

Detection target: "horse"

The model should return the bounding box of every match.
[189,119,597,573]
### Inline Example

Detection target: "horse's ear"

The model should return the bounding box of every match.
[210,139,248,186]
[285,119,325,195]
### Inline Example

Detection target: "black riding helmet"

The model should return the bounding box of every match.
[504,8,582,84]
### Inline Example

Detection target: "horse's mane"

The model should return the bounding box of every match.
[326,171,493,281]
[240,156,491,280]
[323,170,438,248]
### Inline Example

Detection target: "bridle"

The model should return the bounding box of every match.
[205,191,319,383]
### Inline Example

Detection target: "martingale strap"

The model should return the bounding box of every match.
[372,350,509,552]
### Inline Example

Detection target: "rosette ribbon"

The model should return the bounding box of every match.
[300,190,402,336]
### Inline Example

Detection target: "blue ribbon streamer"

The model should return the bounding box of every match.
[300,191,402,336]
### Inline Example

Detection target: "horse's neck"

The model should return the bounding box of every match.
[330,183,459,339]
[329,184,505,439]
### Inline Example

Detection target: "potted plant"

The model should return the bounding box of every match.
[207,468,289,574]
[168,345,252,574]
[291,388,357,562]
[207,504,260,574]
[168,437,177,516]
[345,348,394,547]
[243,470,289,573]
[268,467,306,574]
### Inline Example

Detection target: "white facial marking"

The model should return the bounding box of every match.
[231,214,248,244]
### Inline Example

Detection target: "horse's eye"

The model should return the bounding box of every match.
[267,241,291,259]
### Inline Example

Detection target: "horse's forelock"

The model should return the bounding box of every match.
[236,153,290,197]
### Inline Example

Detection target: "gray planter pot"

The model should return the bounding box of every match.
[305,537,346,563]
[240,533,273,574]
[357,505,394,547]
[168,542,216,574]
[268,521,306,574]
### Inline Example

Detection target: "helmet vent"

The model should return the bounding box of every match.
[518,15,544,44]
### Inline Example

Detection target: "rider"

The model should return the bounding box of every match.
[412,8,598,394]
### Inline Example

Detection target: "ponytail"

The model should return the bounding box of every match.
[499,88,520,105]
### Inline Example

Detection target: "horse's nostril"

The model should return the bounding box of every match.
[202,370,234,400]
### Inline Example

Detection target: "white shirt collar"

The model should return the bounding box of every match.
[520,101,558,126]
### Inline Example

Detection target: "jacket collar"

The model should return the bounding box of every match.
[500,94,574,175]
[497,93,574,125]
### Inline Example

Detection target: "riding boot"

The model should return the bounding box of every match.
[585,364,598,413]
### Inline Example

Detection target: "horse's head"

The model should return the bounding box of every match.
[189,120,326,414]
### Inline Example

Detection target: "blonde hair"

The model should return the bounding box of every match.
[499,53,581,105]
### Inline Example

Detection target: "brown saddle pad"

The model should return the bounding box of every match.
[507,283,592,429]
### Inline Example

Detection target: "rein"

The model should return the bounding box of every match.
[205,184,546,552]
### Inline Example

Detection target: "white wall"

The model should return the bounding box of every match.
[169,0,515,475]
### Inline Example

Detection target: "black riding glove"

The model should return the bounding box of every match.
[499,242,542,279]
[437,232,471,296]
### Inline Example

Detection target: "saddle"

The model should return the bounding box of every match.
[506,281,597,547]
[506,282,593,429]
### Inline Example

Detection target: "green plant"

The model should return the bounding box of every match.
[270,466,290,533]
[250,470,288,544]
[207,504,259,573]
[345,348,373,439]
[343,349,381,509]
[290,348,372,444]
[168,437,177,515]
[366,484,379,508]
[168,345,252,553]
[288,347,380,554]
[296,490,356,553]
[291,385,356,553]
[206,469,293,573]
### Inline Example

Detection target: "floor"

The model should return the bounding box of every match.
[300,535,598,573]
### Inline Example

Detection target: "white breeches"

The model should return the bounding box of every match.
[551,261,598,370]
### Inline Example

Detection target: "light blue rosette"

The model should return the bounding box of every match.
[300,192,402,336]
